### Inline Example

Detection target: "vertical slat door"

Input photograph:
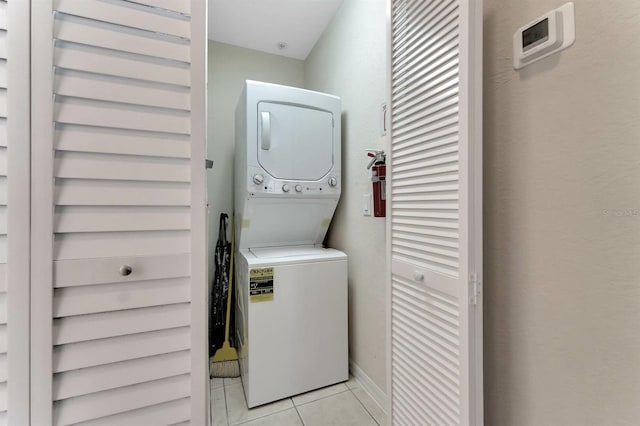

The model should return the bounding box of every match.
[0,2,9,422]
[387,0,482,425]
[31,1,207,425]
[2,0,31,425]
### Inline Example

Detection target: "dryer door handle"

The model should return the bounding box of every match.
[261,111,271,150]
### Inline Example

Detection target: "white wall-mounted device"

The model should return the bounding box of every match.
[513,2,575,70]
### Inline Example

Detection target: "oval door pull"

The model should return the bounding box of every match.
[413,271,424,282]
[119,265,133,276]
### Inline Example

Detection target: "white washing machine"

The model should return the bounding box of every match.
[234,81,348,407]
[235,247,348,408]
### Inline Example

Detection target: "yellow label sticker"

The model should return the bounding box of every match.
[250,267,274,303]
[321,218,331,227]
[250,293,274,303]
[242,219,251,228]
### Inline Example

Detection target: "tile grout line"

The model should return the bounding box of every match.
[349,388,381,426]
[224,382,230,426]
[232,405,294,425]
[233,404,293,426]
[293,403,306,426]
[220,381,365,425]
[231,379,293,425]
[292,388,352,408]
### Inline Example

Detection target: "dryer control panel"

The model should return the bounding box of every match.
[247,169,340,197]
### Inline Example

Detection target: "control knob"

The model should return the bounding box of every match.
[252,174,264,185]
[295,184,303,193]
[282,184,290,193]
[328,177,338,187]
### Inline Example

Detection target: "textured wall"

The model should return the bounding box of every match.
[304,0,388,394]
[483,1,640,424]
[206,41,305,281]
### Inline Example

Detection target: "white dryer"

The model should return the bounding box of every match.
[234,81,348,407]
[234,80,342,249]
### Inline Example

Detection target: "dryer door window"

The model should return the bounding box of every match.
[257,102,334,181]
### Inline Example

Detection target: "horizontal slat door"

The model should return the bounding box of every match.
[31,1,207,425]
[388,0,483,425]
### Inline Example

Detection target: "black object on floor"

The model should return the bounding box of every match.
[210,213,231,357]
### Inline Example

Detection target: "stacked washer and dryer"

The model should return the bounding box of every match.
[234,81,348,408]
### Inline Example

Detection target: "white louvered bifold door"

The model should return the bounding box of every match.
[387,0,482,425]
[31,1,208,425]
[1,1,31,425]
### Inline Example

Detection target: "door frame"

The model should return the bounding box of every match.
[384,1,392,423]
[30,1,55,423]
[6,1,31,424]
[189,1,210,424]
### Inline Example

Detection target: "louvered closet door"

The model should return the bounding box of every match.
[31,1,207,425]
[1,1,30,425]
[388,0,482,425]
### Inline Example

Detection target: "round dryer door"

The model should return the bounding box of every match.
[257,101,334,181]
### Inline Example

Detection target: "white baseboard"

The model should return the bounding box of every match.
[349,359,387,413]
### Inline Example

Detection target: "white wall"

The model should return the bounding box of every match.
[304,0,388,394]
[206,41,304,280]
[484,1,640,424]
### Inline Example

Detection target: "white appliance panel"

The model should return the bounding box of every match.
[238,197,338,249]
[236,249,348,408]
[257,102,334,181]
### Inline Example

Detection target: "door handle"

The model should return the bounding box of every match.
[261,111,271,150]
[120,265,133,276]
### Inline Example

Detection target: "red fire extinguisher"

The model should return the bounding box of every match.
[367,150,386,217]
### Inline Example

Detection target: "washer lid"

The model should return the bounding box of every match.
[246,246,346,264]
[257,101,334,181]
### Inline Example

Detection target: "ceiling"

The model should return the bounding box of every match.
[208,0,344,60]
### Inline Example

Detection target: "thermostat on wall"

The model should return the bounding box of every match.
[513,2,575,70]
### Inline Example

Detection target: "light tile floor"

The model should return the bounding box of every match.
[210,375,386,426]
